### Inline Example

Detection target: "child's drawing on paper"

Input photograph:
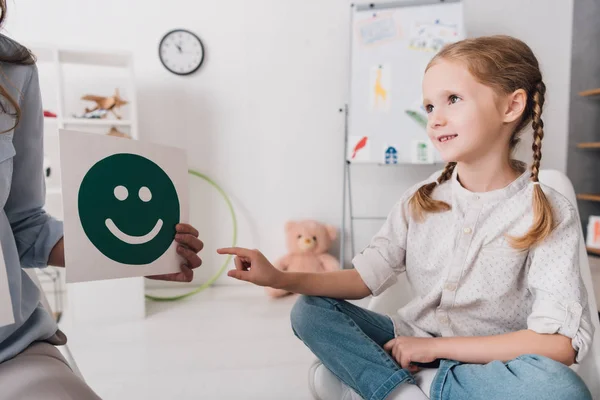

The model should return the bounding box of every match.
[405,98,428,128]
[409,20,459,52]
[347,136,370,162]
[412,140,434,164]
[357,14,399,46]
[369,65,391,112]
[384,146,398,165]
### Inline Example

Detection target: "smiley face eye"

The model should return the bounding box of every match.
[139,186,152,202]
[114,185,128,201]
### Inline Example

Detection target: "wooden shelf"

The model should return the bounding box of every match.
[580,88,600,97]
[577,194,600,202]
[62,118,132,127]
[588,247,600,257]
[59,49,131,68]
[577,142,600,149]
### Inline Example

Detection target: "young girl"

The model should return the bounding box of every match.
[0,1,205,397]
[218,35,594,400]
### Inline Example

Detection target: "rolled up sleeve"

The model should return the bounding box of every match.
[526,202,595,363]
[352,198,409,297]
[4,65,63,268]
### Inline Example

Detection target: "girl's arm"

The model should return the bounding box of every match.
[279,268,371,300]
[435,330,576,366]
[218,192,416,299]
[385,330,576,370]
[217,247,372,300]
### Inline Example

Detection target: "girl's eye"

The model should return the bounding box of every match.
[449,95,460,104]
[425,104,433,113]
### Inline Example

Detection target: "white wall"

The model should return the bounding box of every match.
[4,0,573,287]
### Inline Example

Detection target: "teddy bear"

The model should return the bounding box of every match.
[266,219,340,298]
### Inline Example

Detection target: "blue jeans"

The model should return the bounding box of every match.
[291,295,592,400]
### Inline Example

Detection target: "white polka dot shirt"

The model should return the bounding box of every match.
[353,168,595,363]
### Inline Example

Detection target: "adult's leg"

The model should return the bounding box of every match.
[0,342,102,400]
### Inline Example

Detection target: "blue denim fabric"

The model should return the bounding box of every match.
[291,295,592,400]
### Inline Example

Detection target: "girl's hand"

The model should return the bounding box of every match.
[216,247,283,288]
[383,337,440,371]
[146,224,203,282]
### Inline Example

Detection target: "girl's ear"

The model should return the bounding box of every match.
[503,88,527,124]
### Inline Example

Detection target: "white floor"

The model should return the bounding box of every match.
[58,285,369,400]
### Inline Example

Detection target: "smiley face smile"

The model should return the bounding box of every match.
[105,218,164,245]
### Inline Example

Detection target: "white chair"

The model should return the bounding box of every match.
[310,169,600,399]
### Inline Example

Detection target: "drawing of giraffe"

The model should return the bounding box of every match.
[374,67,387,106]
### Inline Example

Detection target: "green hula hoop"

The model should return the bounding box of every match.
[144,169,237,302]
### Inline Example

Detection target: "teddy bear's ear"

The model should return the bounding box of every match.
[285,221,297,233]
[326,224,337,241]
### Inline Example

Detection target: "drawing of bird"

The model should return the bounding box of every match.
[352,136,368,159]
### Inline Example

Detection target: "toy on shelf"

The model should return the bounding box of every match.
[266,220,340,298]
[587,216,600,251]
[43,155,51,178]
[43,110,57,118]
[106,127,130,139]
[75,88,128,120]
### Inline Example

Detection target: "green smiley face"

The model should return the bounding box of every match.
[78,153,180,265]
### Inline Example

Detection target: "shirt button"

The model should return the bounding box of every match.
[445,282,457,291]
[463,227,472,234]
[438,315,449,325]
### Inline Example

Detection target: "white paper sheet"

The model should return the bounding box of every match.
[59,129,189,283]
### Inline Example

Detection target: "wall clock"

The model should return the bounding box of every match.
[159,29,205,76]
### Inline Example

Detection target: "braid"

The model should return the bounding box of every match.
[530,81,545,182]
[507,80,554,250]
[437,162,457,184]
[409,162,456,221]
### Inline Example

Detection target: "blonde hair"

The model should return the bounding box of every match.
[409,35,554,250]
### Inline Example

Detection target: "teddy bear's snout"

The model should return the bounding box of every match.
[298,236,316,251]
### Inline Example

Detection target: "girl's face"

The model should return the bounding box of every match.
[422,59,513,165]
